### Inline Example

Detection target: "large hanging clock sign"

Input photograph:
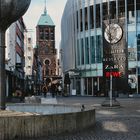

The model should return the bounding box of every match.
[104,23,123,44]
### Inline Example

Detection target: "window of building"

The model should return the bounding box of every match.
[81,38,84,65]
[77,40,80,65]
[110,1,116,19]
[45,47,49,53]
[137,10,140,23]
[16,53,21,63]
[44,30,49,40]
[76,11,79,30]
[96,35,102,63]
[128,31,137,61]
[137,33,140,61]
[85,7,88,30]
[127,0,135,24]
[39,28,44,40]
[136,1,140,10]
[80,9,83,31]
[90,6,94,29]
[51,33,54,40]
[103,2,108,20]
[128,31,136,48]
[28,37,31,44]
[16,35,21,47]
[17,21,21,30]
[90,36,95,64]
[45,59,50,65]
[96,4,101,28]
[118,0,125,18]
[85,37,89,64]
[84,78,88,95]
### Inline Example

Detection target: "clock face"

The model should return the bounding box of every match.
[104,23,123,44]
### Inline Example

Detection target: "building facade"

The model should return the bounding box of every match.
[24,32,34,95]
[31,47,42,95]
[6,17,26,97]
[61,0,140,96]
[36,7,57,90]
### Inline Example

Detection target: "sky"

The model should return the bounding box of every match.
[23,0,67,49]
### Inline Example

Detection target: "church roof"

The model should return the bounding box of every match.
[37,11,55,26]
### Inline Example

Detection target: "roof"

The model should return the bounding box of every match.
[37,11,55,26]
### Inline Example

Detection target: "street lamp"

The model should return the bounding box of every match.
[0,0,31,110]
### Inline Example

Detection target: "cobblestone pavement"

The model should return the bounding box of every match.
[28,97,140,140]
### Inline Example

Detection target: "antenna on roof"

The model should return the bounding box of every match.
[44,0,47,14]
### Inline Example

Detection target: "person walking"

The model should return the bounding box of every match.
[42,86,47,98]
[57,85,62,96]
[51,84,56,98]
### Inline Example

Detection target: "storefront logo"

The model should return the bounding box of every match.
[105,72,121,77]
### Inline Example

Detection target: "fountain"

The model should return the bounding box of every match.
[0,0,31,109]
[0,1,96,139]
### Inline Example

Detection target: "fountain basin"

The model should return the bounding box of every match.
[7,103,83,115]
[1,104,96,140]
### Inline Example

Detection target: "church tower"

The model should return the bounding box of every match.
[36,1,57,85]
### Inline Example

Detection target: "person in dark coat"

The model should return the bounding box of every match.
[51,84,56,98]
[42,86,47,98]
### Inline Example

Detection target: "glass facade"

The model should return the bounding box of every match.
[61,0,140,96]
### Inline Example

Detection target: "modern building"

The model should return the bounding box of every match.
[24,32,34,95]
[36,4,58,90]
[61,0,140,96]
[6,17,26,97]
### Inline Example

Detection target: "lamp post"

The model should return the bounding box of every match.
[0,0,31,110]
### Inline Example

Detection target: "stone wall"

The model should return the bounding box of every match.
[0,109,95,139]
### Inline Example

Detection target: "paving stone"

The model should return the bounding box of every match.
[20,97,140,140]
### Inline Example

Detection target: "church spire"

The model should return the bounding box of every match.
[44,0,47,14]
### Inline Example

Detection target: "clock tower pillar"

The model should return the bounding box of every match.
[103,19,128,97]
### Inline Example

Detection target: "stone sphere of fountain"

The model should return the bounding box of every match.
[0,0,31,31]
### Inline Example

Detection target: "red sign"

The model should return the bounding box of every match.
[105,72,121,78]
